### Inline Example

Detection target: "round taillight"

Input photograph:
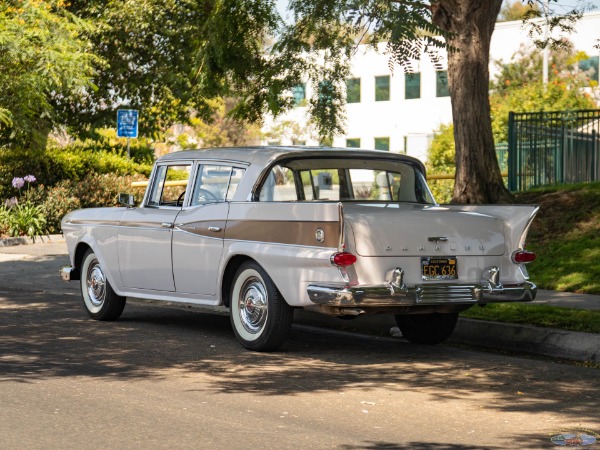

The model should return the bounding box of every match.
[331,251,357,267]
[512,250,536,264]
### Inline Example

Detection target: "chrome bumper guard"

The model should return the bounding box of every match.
[307,266,536,308]
[60,266,80,282]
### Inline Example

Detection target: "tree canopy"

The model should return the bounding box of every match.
[428,41,597,202]
[0,0,594,203]
[490,43,597,142]
[498,0,541,22]
[0,0,99,150]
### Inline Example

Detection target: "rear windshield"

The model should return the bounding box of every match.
[258,158,435,204]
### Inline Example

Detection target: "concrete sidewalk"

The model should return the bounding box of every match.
[1,235,599,362]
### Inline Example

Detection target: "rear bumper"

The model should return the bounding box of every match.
[307,266,536,308]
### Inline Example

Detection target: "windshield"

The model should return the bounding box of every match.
[258,158,435,204]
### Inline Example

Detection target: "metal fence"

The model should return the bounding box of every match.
[507,109,600,191]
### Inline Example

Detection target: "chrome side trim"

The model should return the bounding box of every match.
[338,202,345,252]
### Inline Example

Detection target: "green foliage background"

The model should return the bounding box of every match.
[0,0,99,150]
[427,43,598,203]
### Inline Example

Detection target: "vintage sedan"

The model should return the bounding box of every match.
[60,146,538,351]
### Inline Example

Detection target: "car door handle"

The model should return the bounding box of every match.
[208,226,221,232]
[162,222,174,228]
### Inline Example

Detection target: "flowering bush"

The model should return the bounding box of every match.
[0,174,48,241]
[21,173,145,234]
[27,183,80,234]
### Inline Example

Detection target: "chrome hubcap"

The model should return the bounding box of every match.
[87,262,106,307]
[238,277,268,334]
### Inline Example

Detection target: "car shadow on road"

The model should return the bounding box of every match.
[0,254,599,445]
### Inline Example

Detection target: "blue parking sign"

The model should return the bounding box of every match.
[117,109,139,138]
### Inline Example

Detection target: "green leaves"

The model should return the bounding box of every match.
[490,44,597,143]
[5,202,47,241]
[0,0,450,147]
[0,0,100,150]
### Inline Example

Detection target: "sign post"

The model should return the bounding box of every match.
[116,109,139,157]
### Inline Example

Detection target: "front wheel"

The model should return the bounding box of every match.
[230,261,293,351]
[395,312,458,345]
[80,249,126,321]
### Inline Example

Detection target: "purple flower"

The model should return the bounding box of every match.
[24,175,36,183]
[4,197,17,207]
[12,177,24,189]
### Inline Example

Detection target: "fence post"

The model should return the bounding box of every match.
[593,129,598,182]
[507,111,516,191]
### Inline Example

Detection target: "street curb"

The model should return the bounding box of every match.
[0,234,64,247]
[0,237,27,247]
[293,311,600,363]
[451,318,600,363]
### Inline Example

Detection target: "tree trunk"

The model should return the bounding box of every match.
[432,0,513,204]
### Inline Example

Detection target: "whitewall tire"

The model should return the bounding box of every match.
[230,261,293,351]
[80,249,126,321]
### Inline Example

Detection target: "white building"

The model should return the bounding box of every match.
[263,11,600,162]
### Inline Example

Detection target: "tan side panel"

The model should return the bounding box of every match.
[225,220,339,248]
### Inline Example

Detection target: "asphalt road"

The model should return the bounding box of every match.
[1,245,599,449]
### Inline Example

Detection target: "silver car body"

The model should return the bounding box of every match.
[61,147,537,339]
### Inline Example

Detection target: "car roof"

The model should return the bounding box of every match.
[157,146,427,173]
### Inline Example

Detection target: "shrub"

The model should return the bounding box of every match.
[70,173,146,209]
[4,201,47,241]
[27,184,81,234]
[426,124,455,204]
[55,128,156,165]
[0,205,8,236]
[0,146,152,199]
[24,173,147,234]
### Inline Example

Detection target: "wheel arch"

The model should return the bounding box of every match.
[67,242,92,281]
[73,241,124,296]
[221,255,255,308]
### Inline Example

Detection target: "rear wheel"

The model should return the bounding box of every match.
[394,312,458,345]
[80,249,126,321]
[230,261,293,351]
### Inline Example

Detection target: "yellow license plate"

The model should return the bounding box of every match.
[421,256,458,280]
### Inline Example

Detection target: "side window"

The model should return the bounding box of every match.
[259,165,298,201]
[147,164,191,207]
[226,167,246,201]
[190,165,246,206]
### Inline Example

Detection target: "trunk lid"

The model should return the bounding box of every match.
[343,203,506,257]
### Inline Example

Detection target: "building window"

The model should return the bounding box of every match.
[318,80,334,107]
[436,71,450,97]
[375,75,390,101]
[292,84,306,106]
[374,137,390,151]
[405,73,421,99]
[579,56,599,83]
[346,78,361,103]
[346,138,361,148]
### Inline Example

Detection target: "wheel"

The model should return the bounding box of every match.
[394,312,458,345]
[80,249,126,321]
[229,261,293,351]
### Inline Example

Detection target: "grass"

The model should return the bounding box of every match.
[517,182,600,294]
[461,303,600,334]
[459,182,600,333]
